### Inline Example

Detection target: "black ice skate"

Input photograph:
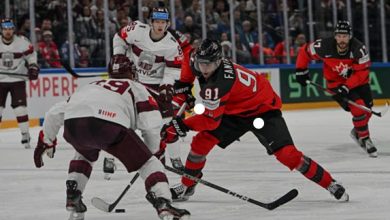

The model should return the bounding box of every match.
[21,132,31,149]
[146,192,190,220]
[170,183,197,202]
[350,129,378,158]
[170,158,184,171]
[328,180,349,202]
[103,157,116,180]
[66,180,86,220]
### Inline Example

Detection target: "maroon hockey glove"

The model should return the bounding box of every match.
[108,54,135,79]
[28,63,40,80]
[160,117,189,144]
[158,84,174,103]
[295,68,310,87]
[34,130,57,168]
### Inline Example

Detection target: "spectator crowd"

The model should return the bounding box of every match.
[1,0,388,67]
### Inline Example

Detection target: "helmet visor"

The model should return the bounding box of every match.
[151,12,169,20]
[1,21,14,29]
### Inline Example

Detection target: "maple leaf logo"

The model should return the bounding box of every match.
[332,62,351,78]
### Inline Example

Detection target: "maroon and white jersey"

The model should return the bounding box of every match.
[0,35,37,82]
[112,20,183,85]
[64,79,162,131]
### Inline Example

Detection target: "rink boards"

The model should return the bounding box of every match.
[1,64,389,128]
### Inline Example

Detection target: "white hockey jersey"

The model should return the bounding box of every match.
[43,79,163,153]
[112,20,183,86]
[0,35,37,82]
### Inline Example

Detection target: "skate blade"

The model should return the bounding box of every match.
[104,173,112,180]
[68,211,85,220]
[339,192,349,202]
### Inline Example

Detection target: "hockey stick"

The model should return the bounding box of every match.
[91,172,140,212]
[307,80,389,117]
[0,71,28,78]
[91,103,188,212]
[165,165,298,210]
[61,61,108,78]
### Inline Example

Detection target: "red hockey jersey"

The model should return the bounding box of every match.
[179,56,282,132]
[296,37,370,89]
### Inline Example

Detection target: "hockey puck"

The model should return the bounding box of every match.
[115,209,125,213]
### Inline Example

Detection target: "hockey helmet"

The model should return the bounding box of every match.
[1,18,15,29]
[334,20,352,36]
[194,38,222,64]
[192,39,222,77]
[108,54,137,80]
[150,7,170,21]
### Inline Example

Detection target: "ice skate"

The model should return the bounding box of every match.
[170,158,184,171]
[146,192,190,220]
[21,132,31,149]
[328,180,349,202]
[66,180,87,217]
[170,183,197,202]
[350,129,377,158]
[103,157,116,180]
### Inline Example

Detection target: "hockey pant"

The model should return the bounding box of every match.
[64,117,170,199]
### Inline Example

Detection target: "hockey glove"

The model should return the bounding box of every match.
[160,117,189,144]
[334,84,349,100]
[295,68,310,87]
[174,81,196,109]
[34,130,57,168]
[158,84,174,103]
[28,63,40,80]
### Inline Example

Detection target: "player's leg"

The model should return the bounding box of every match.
[63,118,103,219]
[252,110,349,201]
[10,82,30,148]
[348,85,377,157]
[106,128,190,219]
[149,83,184,170]
[0,83,9,127]
[171,115,247,201]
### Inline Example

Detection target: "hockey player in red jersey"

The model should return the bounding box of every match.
[295,21,377,157]
[33,56,190,220]
[111,7,185,171]
[161,39,349,202]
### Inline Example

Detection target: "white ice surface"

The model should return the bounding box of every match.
[0,107,389,220]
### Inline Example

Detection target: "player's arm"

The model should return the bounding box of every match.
[22,38,40,80]
[161,86,231,143]
[345,45,371,90]
[158,40,184,103]
[34,100,67,168]
[295,40,322,86]
[173,49,197,109]
[112,21,139,55]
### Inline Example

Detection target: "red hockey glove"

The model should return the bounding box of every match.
[160,117,189,144]
[34,130,57,168]
[28,63,40,80]
[295,68,310,87]
[108,54,136,79]
[158,84,174,103]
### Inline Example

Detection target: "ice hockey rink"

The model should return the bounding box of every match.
[0,107,389,220]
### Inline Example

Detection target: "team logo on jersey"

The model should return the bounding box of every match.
[138,50,154,71]
[98,109,117,118]
[332,62,351,78]
[2,52,14,68]
[202,98,220,111]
